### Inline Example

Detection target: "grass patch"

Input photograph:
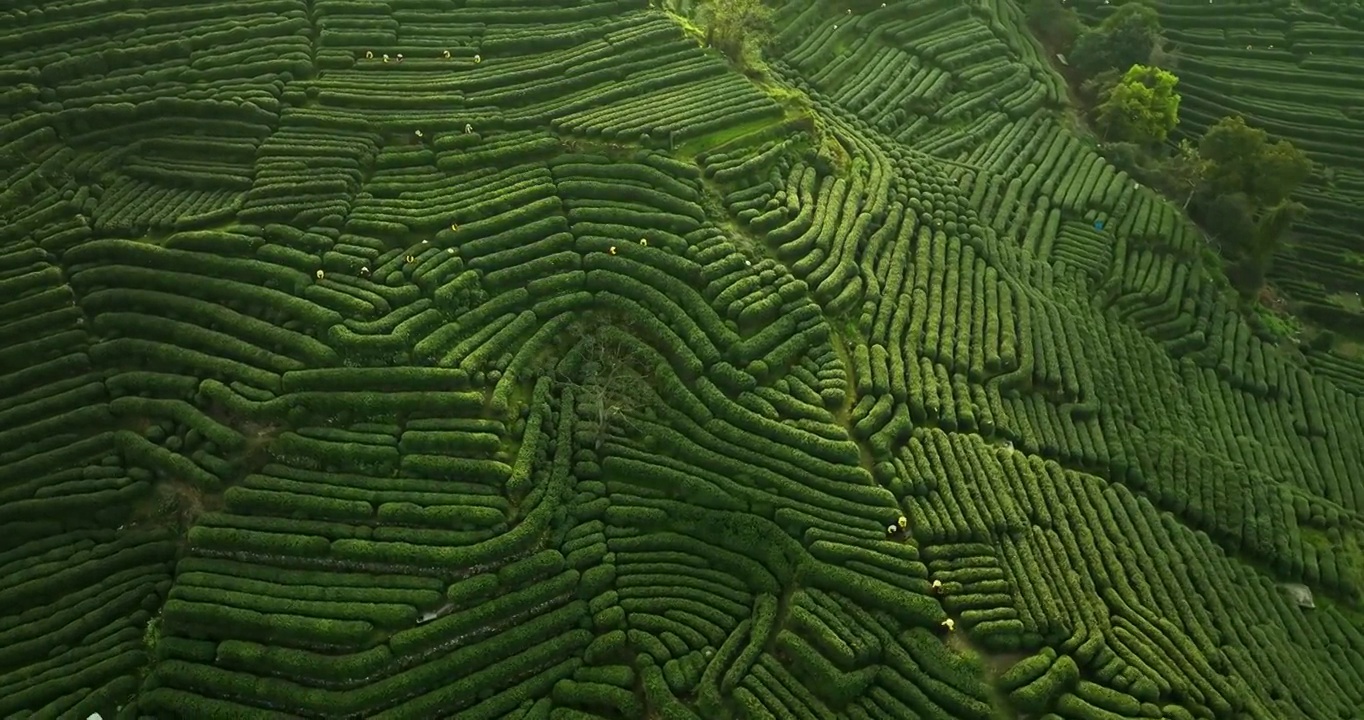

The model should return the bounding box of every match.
[1330,337,1364,361]
[944,627,1026,720]
[1253,302,1302,344]
[125,475,223,539]
[1300,525,1364,607]
[671,112,788,158]
[1326,290,1364,313]
[121,414,278,542]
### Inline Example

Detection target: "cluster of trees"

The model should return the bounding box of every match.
[1028,0,1179,146]
[552,320,651,450]
[1026,0,1165,78]
[1027,0,1313,297]
[1093,64,1180,147]
[694,0,1314,299]
[1163,117,1313,294]
[695,0,773,70]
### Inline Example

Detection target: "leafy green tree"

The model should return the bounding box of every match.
[1199,115,1312,208]
[1199,192,1307,296]
[1069,3,1162,76]
[1198,115,1263,198]
[697,0,773,70]
[1201,191,1256,247]
[556,322,649,450]
[1158,138,1212,209]
[1248,199,1306,273]
[1079,67,1121,104]
[1252,142,1313,207]
[1094,64,1181,146]
[1069,31,1108,75]
[1100,141,1150,177]
[1188,117,1313,295]
[1025,0,1082,53]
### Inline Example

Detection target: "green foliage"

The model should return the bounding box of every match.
[1251,200,1306,265]
[1187,116,1313,293]
[1069,3,1162,77]
[1079,68,1122,104]
[1069,31,1108,75]
[1026,0,1082,53]
[697,0,773,70]
[1200,115,1313,209]
[1200,192,1256,247]
[1097,141,1153,181]
[1254,303,1304,345]
[1094,65,1181,146]
[143,615,163,655]
[1157,139,1212,209]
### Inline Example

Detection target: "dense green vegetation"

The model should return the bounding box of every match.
[1030,0,1364,369]
[1027,0,1319,306]
[1,0,1363,718]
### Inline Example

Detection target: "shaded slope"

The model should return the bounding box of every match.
[0,0,1361,719]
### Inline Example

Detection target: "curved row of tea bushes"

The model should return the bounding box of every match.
[147,387,582,717]
[0,238,180,715]
[758,3,1364,719]
[1068,0,1364,346]
[6,0,1364,716]
[758,2,1364,608]
[573,463,961,719]
[980,459,1364,717]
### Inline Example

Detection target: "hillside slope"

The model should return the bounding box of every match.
[0,0,1362,718]
[1064,0,1364,388]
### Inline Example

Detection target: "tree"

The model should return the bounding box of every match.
[556,322,651,451]
[1200,191,1256,248]
[1250,138,1313,208]
[1248,199,1306,274]
[1188,117,1312,295]
[1025,0,1082,53]
[1069,3,1162,77]
[1100,141,1148,176]
[697,0,773,70]
[1094,64,1181,146]
[1068,30,1109,76]
[1197,192,1306,295]
[1159,138,1212,209]
[1099,3,1162,69]
[1099,140,1163,189]
[1079,67,1121,104]
[1199,115,1312,208]
[1147,39,1180,70]
[1199,115,1265,199]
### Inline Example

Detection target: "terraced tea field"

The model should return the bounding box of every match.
[2,0,1363,718]
[1059,0,1364,392]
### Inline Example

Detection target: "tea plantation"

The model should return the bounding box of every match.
[2,0,1363,718]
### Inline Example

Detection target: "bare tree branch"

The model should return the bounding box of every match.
[550,317,652,451]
